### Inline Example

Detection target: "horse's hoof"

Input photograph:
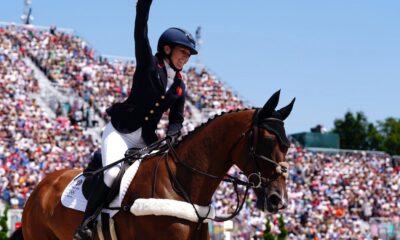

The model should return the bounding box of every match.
[73,227,93,240]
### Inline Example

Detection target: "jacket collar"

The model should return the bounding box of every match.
[155,54,183,90]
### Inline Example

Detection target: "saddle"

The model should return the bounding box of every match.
[82,150,137,207]
[81,137,171,206]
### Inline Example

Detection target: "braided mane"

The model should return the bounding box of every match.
[176,108,256,147]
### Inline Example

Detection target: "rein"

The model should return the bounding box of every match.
[82,137,168,177]
[102,110,289,226]
[165,137,252,223]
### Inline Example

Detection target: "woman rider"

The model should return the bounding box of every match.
[74,0,197,238]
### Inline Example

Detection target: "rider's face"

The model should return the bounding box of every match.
[164,45,191,70]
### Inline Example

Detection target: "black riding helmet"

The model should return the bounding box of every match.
[157,27,198,56]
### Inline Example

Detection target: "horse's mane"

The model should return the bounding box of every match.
[176,107,256,147]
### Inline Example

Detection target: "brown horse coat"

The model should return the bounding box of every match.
[22,92,295,239]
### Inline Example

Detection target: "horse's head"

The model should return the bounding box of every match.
[233,90,295,214]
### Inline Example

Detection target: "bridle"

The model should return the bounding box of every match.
[247,109,289,189]
[163,109,289,226]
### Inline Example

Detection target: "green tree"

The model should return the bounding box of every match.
[365,123,383,151]
[332,111,400,154]
[277,214,288,240]
[378,118,400,155]
[264,218,275,240]
[0,207,8,240]
[333,111,369,149]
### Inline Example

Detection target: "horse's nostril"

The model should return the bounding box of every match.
[268,194,281,206]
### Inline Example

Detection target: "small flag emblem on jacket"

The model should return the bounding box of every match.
[176,86,183,96]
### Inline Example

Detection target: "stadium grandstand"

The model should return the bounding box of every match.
[1,23,399,240]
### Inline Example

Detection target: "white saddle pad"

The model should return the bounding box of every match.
[61,157,216,222]
[61,159,142,217]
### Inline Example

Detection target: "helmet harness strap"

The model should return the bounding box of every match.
[165,45,180,72]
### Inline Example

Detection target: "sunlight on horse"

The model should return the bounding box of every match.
[20,91,295,240]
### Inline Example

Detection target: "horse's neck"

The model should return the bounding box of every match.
[175,110,252,205]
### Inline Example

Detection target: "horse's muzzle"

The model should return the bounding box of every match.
[256,190,287,213]
[267,191,287,213]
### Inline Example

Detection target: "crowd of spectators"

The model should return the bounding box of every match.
[11,25,132,120]
[211,146,400,239]
[283,148,399,239]
[8,25,203,133]
[1,24,400,239]
[0,26,98,209]
[185,67,246,117]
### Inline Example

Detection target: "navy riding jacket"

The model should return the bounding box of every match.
[106,0,185,145]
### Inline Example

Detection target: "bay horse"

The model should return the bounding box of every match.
[20,90,295,240]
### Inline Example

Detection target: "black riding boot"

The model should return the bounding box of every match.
[73,180,110,240]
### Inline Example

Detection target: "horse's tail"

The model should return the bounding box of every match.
[9,227,24,240]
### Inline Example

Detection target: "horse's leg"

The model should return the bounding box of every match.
[114,214,210,240]
[200,223,210,240]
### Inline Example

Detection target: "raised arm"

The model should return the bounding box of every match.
[134,0,153,69]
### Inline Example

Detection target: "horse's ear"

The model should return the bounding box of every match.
[259,90,280,118]
[278,98,296,120]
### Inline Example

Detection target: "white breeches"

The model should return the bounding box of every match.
[101,122,147,187]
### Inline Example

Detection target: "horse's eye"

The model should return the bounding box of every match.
[257,137,274,155]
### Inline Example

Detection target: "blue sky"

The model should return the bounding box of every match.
[1,0,399,134]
